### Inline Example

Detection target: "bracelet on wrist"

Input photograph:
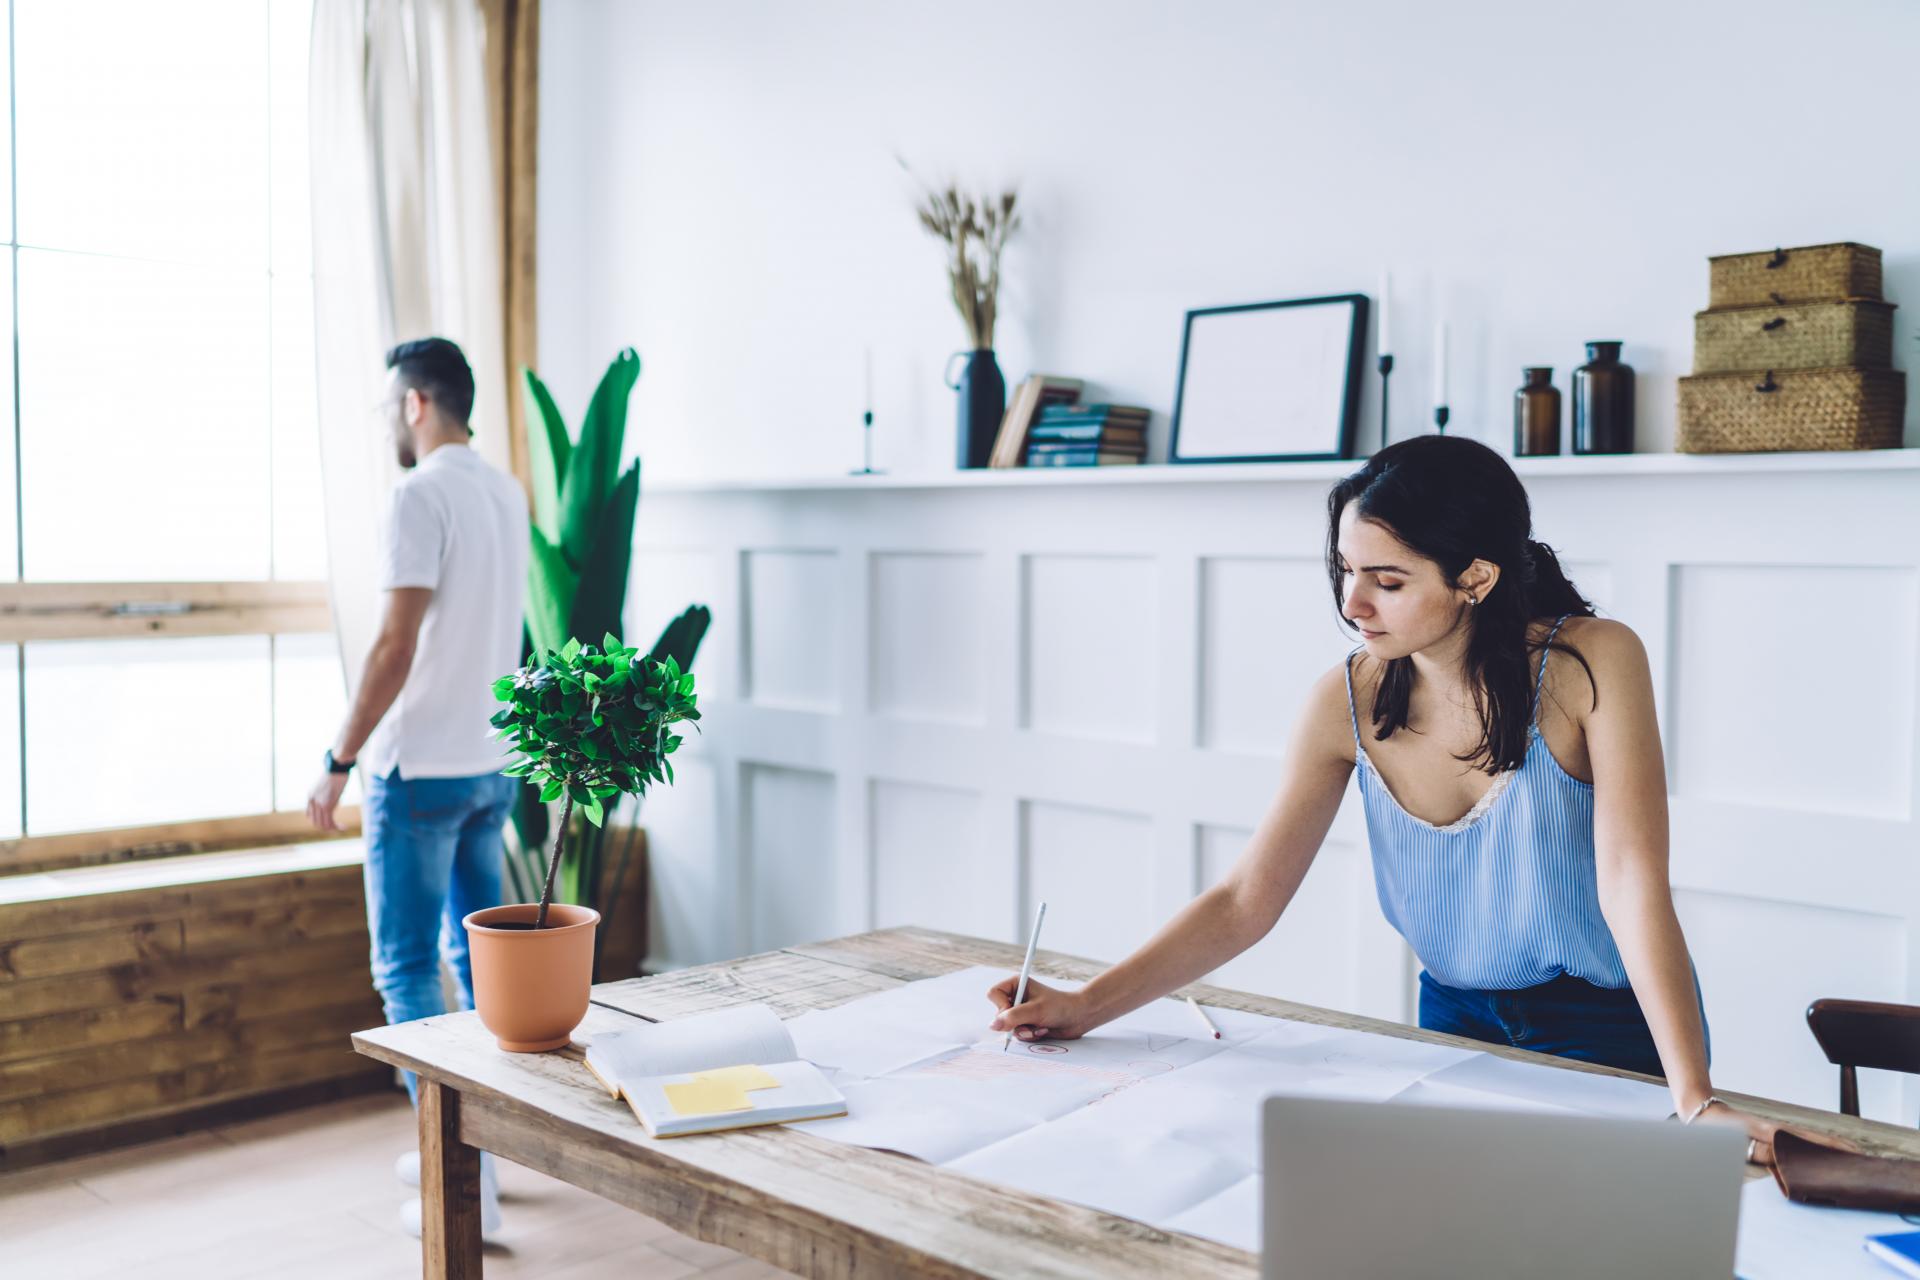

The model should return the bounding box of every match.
[1679,1094,1727,1125]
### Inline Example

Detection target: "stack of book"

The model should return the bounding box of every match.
[989,374,1084,468]
[1024,403,1149,467]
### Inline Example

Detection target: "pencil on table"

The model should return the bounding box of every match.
[1186,996,1221,1040]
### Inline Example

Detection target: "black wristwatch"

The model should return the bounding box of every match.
[323,748,355,775]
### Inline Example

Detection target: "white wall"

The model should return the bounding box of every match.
[538,0,1920,479]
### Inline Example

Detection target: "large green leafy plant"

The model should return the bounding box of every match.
[492,636,699,928]
[510,350,711,921]
[525,349,642,659]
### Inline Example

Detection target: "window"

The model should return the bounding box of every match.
[0,1,343,861]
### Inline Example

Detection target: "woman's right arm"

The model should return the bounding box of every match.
[989,661,1360,1040]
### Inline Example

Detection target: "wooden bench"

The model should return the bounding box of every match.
[0,840,392,1169]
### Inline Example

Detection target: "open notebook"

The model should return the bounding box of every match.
[583,1004,846,1138]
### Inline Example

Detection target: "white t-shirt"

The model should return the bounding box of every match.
[360,443,529,780]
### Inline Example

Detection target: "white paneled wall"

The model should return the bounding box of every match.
[741,763,836,951]
[870,779,993,935]
[1023,555,1158,744]
[627,452,1920,1122]
[1669,564,1917,820]
[742,550,840,711]
[870,553,986,724]
[1023,800,1158,963]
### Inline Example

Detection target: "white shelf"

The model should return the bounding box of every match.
[649,448,1920,494]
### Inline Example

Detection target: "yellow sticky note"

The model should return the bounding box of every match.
[697,1064,780,1092]
[664,1078,752,1117]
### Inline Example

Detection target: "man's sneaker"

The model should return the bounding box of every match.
[394,1150,420,1188]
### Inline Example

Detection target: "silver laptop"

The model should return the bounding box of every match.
[1261,1095,1747,1280]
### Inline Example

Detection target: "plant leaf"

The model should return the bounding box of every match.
[559,348,640,566]
[527,529,578,659]
[649,604,711,668]
[521,366,572,544]
[568,464,641,647]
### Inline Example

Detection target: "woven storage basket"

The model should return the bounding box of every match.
[1693,299,1894,373]
[1708,242,1881,308]
[1677,367,1905,453]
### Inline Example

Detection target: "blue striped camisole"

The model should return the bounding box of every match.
[1345,614,1631,992]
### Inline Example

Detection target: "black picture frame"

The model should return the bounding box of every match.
[1167,293,1368,464]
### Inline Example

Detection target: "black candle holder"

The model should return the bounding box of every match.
[1377,353,1394,447]
[850,409,884,476]
[1433,404,1450,436]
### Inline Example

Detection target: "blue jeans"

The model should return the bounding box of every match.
[364,768,515,1101]
[1417,970,1709,1078]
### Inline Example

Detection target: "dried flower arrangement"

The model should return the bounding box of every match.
[910,176,1021,350]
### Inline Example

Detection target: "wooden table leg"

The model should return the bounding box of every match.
[418,1079,484,1278]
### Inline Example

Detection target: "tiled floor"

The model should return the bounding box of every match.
[0,1092,798,1279]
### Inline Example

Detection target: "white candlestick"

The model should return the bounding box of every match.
[863,346,873,416]
[1378,270,1393,355]
[1433,320,1449,405]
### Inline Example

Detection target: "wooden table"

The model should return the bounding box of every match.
[352,927,1918,1279]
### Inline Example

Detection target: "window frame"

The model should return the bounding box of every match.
[0,579,358,874]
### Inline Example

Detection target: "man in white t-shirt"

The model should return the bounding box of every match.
[306,337,528,1235]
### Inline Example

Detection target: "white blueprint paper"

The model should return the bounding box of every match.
[785,1011,965,1081]
[1389,1079,1581,1115]
[801,1070,1098,1163]
[790,965,1750,1258]
[1231,1022,1480,1103]
[1159,1173,1262,1253]
[950,1124,1250,1225]
[1418,1050,1675,1120]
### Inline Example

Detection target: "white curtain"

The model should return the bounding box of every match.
[309,0,512,693]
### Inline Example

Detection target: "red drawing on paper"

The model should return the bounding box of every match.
[1125,1061,1176,1077]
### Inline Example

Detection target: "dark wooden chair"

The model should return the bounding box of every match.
[1806,998,1920,1117]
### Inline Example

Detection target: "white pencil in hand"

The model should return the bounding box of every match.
[1004,901,1048,1052]
[1186,996,1221,1040]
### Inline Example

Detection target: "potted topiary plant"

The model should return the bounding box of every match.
[463,634,699,1052]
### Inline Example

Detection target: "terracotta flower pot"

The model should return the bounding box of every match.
[464,903,601,1052]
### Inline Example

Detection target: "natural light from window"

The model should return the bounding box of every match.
[0,0,342,839]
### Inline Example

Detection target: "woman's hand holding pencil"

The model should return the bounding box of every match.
[987,976,1095,1043]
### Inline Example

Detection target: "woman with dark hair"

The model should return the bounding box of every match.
[988,434,1804,1163]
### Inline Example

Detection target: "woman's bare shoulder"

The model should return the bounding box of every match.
[1549,615,1645,660]
[1303,652,1364,765]
[1541,616,1649,715]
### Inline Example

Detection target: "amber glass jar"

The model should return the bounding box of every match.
[1572,341,1634,454]
[1514,368,1560,456]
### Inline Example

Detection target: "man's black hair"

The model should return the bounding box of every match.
[385,337,475,427]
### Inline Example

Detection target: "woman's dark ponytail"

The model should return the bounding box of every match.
[1525,537,1591,620]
